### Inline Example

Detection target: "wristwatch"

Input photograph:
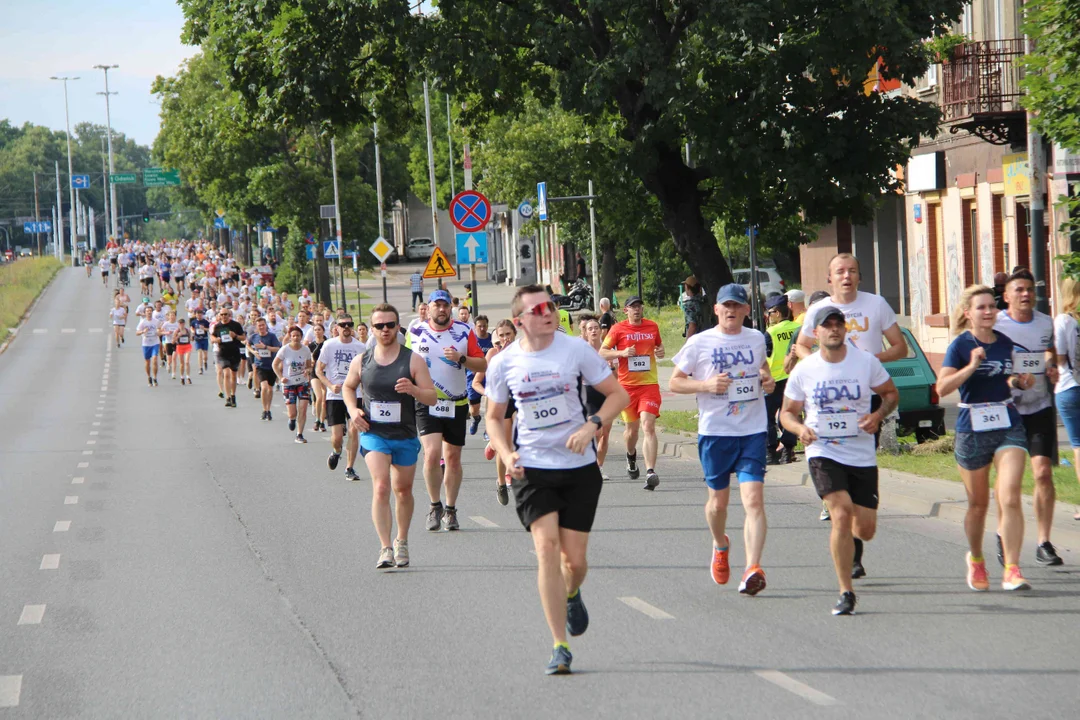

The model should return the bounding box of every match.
[588,414,603,428]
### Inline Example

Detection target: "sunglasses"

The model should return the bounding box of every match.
[338,322,354,329]
[520,300,557,318]
[372,321,397,330]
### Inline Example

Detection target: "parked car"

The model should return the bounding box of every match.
[882,327,946,443]
[18,248,32,258]
[733,267,785,298]
[405,237,435,261]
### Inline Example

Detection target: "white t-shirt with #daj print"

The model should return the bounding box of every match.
[801,292,898,355]
[671,327,768,437]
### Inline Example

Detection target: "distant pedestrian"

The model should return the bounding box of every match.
[410,270,424,311]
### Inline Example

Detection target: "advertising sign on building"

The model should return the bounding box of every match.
[1003,153,1030,196]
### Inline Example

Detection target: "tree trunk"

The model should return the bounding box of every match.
[316,249,332,307]
[638,141,732,302]
[600,242,617,302]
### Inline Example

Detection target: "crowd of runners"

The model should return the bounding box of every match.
[93,238,1073,675]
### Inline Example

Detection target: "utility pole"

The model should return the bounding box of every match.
[588,178,599,311]
[54,162,63,260]
[100,135,110,244]
[33,172,42,256]
[51,75,79,265]
[447,93,456,198]
[463,142,478,313]
[330,137,346,311]
[94,64,120,241]
[423,79,441,287]
[374,120,388,303]
[1024,34,1048,314]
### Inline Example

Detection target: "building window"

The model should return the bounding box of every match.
[928,203,943,314]
[992,194,1005,274]
[962,199,978,286]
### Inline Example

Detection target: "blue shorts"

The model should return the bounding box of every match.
[467,388,483,404]
[954,425,1028,470]
[1057,386,1080,448]
[698,433,767,490]
[142,345,160,360]
[360,433,421,467]
[194,339,209,351]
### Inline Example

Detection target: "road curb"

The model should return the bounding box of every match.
[0,263,62,357]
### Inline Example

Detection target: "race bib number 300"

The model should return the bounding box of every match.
[521,394,570,430]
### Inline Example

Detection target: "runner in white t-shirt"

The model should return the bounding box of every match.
[135,306,162,387]
[109,296,127,349]
[274,325,314,443]
[782,306,898,616]
[485,284,628,675]
[315,315,365,481]
[670,283,775,596]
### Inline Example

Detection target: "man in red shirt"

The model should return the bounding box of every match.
[600,296,665,489]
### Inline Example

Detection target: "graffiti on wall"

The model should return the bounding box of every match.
[946,231,962,312]
[911,242,929,321]
[980,230,994,285]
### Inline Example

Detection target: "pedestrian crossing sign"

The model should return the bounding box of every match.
[422,246,456,279]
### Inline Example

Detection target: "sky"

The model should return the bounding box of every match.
[0,0,198,148]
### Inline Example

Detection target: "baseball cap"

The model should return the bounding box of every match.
[428,289,453,305]
[764,294,789,311]
[785,289,805,303]
[624,295,643,307]
[813,306,847,328]
[715,283,749,305]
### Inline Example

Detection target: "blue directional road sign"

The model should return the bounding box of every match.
[536,182,548,221]
[455,232,488,265]
[213,217,228,229]
[305,245,316,261]
[23,221,52,233]
[323,240,341,259]
[518,200,534,219]
[71,174,90,189]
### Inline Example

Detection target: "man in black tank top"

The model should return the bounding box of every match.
[344,304,438,570]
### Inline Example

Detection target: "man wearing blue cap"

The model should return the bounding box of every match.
[670,283,776,596]
[406,289,488,531]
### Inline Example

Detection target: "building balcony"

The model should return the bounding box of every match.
[941,38,1027,146]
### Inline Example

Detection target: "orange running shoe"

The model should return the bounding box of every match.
[1002,565,1031,591]
[739,566,767,596]
[965,552,989,591]
[711,535,730,585]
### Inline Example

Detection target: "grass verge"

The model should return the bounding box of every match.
[654,409,699,435]
[1,258,63,333]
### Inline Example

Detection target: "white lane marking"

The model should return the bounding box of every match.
[32,328,47,334]
[54,521,71,532]
[77,462,89,468]
[86,440,96,445]
[61,328,75,333]
[754,670,840,706]
[89,431,99,436]
[39,554,60,570]
[82,450,93,455]
[0,675,22,707]
[99,394,106,398]
[64,496,78,505]
[100,386,108,391]
[72,477,84,484]
[618,596,675,620]
[88,327,102,333]
[18,605,45,625]
[92,422,100,426]
[469,516,500,528]
[94,414,102,418]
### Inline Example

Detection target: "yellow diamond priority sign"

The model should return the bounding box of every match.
[369,236,395,263]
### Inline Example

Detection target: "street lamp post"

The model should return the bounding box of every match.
[50,75,79,266]
[94,64,119,242]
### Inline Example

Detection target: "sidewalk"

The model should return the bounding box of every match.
[607,424,1080,555]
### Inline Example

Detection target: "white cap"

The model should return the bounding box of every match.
[785,289,806,303]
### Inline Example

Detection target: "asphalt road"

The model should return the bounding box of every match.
[2,268,1080,718]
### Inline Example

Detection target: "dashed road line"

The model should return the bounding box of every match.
[72,477,84,484]
[54,521,71,532]
[82,450,93,455]
[39,554,60,570]
[86,440,96,445]
[18,605,45,625]
[61,328,75,333]
[77,462,89,468]
[0,675,22,707]
[618,596,674,620]
[754,670,840,706]
[64,496,78,505]
[92,422,100,426]
[88,327,103,333]
[89,431,99,436]
[469,516,500,528]
[32,329,47,334]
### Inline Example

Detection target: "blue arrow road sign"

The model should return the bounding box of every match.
[455,232,488,265]
[323,240,340,259]
[536,182,548,221]
[23,221,52,233]
[213,217,228,229]
[305,245,316,261]
[71,174,90,189]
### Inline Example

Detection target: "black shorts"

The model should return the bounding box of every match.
[416,401,469,447]
[256,367,277,386]
[216,356,240,372]
[515,464,603,532]
[326,399,352,428]
[165,343,176,356]
[808,457,879,510]
[585,386,605,416]
[1021,407,1058,460]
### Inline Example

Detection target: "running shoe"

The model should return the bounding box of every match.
[261,411,269,421]
[1035,541,1064,566]
[779,447,796,464]
[345,467,360,482]
[497,483,509,506]
[394,539,410,568]
[376,547,395,569]
[327,451,341,471]
[626,453,640,480]
[218,392,225,399]
[295,434,307,444]
[469,416,481,436]
[644,470,659,491]
[254,390,261,399]
[147,377,153,387]
[1002,565,1032,591]
[711,537,730,585]
[484,443,496,461]
[996,534,1004,567]
[483,431,489,442]
[566,589,589,636]
[426,505,443,532]
[739,566,767,596]
[248,376,253,390]
[198,368,203,375]
[851,560,866,579]
[441,506,460,531]
[545,645,572,676]
[966,552,989,591]
[266,411,272,422]
[820,502,831,521]
[601,472,611,482]
[832,591,857,616]
[289,418,297,432]
[152,378,158,386]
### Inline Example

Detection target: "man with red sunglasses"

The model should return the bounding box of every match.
[485,285,628,675]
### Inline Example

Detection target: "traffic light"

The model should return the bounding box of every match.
[142,209,150,223]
